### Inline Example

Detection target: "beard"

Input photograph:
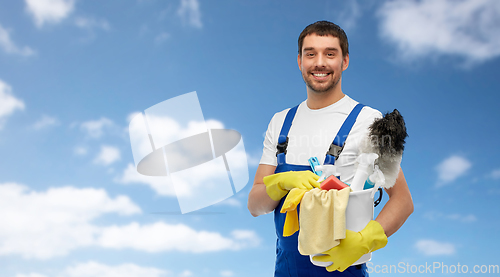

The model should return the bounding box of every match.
[302,62,343,94]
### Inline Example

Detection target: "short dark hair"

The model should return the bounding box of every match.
[298,21,349,58]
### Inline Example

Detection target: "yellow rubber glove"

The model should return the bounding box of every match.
[263,171,320,201]
[280,188,307,236]
[313,220,388,272]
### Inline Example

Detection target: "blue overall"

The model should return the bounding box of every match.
[273,103,369,277]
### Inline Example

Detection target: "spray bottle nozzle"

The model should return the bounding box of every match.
[315,164,338,183]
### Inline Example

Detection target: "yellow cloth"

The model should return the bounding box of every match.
[298,187,351,255]
[280,188,307,237]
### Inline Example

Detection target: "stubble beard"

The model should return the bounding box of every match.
[303,61,343,94]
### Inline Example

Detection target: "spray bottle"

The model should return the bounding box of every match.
[350,153,378,191]
[314,164,339,183]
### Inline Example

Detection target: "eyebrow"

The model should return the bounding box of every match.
[302,47,339,52]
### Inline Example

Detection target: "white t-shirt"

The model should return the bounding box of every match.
[260,95,382,183]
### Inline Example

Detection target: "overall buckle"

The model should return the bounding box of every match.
[276,137,289,156]
[327,143,344,159]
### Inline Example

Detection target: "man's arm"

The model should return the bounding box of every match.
[375,167,413,237]
[248,164,279,217]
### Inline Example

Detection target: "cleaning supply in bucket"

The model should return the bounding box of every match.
[314,164,339,183]
[298,188,351,256]
[358,109,408,189]
[320,175,349,191]
[350,153,378,191]
[364,165,384,190]
[310,184,384,269]
[308,157,322,177]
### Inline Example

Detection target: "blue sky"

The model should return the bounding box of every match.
[1,0,500,276]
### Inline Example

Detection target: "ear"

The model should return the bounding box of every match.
[342,54,349,71]
[297,54,302,70]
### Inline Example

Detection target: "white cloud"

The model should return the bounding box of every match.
[0,80,25,129]
[245,151,262,167]
[124,116,228,197]
[179,271,193,277]
[64,261,169,277]
[335,0,362,31]
[74,146,88,156]
[16,274,48,277]
[220,270,234,277]
[15,262,169,277]
[0,24,36,56]
[378,0,500,65]
[424,211,477,223]
[98,222,260,253]
[127,109,248,213]
[116,163,177,197]
[0,183,141,259]
[94,145,121,166]
[215,198,242,208]
[435,155,471,187]
[415,239,456,256]
[155,32,171,44]
[32,115,59,130]
[74,17,111,31]
[177,0,202,29]
[0,182,258,260]
[80,117,114,138]
[489,168,500,179]
[25,0,75,27]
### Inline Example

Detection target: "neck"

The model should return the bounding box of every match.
[306,84,345,110]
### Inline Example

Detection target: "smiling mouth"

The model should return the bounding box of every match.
[312,72,331,77]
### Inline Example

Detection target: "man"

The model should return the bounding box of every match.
[247,21,413,276]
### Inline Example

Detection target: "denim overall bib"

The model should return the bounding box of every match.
[273,103,369,277]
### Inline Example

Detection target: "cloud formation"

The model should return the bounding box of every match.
[94,145,121,166]
[64,261,169,277]
[116,163,177,196]
[74,17,111,31]
[489,168,500,180]
[177,0,203,29]
[25,0,75,27]
[415,239,456,256]
[378,0,500,65]
[0,183,141,259]
[32,115,59,130]
[424,211,477,223]
[0,24,36,56]
[435,155,471,187]
[0,183,259,260]
[16,261,169,277]
[98,222,260,253]
[80,117,114,138]
[0,80,25,129]
[335,0,362,31]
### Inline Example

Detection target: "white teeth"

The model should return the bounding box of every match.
[313,73,328,77]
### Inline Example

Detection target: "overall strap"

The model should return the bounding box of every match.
[276,105,299,165]
[324,103,365,165]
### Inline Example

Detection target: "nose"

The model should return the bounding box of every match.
[315,53,326,67]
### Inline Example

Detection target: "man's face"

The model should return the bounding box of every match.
[298,34,349,94]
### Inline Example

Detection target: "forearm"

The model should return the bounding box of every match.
[248,183,280,217]
[247,164,279,217]
[375,168,413,237]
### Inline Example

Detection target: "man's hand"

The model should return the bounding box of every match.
[263,171,320,201]
[312,220,387,272]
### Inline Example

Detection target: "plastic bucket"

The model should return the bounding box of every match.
[310,187,382,267]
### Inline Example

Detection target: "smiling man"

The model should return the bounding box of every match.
[248,21,413,276]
